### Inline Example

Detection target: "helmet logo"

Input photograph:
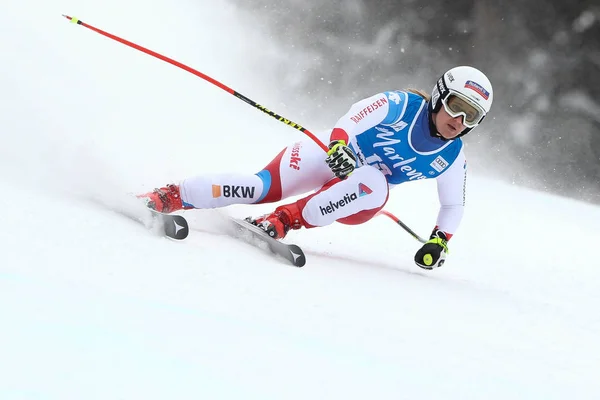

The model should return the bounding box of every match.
[438,78,447,93]
[446,72,455,82]
[464,80,490,100]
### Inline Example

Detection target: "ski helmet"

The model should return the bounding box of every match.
[429,66,493,138]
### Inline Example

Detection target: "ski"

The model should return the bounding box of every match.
[112,206,189,240]
[150,211,189,240]
[226,218,306,267]
[90,193,190,240]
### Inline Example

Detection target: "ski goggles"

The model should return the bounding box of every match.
[441,92,486,128]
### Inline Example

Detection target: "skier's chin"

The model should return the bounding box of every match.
[439,125,461,139]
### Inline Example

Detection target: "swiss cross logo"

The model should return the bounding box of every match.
[388,92,401,105]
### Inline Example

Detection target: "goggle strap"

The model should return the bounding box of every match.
[437,78,449,99]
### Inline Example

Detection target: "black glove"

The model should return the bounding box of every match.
[414,230,449,270]
[326,140,357,179]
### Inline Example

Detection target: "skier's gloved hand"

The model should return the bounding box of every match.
[326,140,357,180]
[414,230,449,270]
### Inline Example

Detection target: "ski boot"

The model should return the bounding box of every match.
[245,205,303,239]
[137,184,191,213]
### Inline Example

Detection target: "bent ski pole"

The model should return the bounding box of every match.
[63,15,426,243]
[62,15,329,152]
[376,210,427,244]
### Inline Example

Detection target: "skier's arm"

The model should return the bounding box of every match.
[326,92,400,179]
[329,92,398,143]
[414,150,467,270]
[434,149,467,240]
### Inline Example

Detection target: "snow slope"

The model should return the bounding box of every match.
[1,1,599,399]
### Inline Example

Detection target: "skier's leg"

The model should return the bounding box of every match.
[297,165,389,227]
[252,138,335,203]
[141,131,334,212]
[179,130,333,207]
[249,165,389,238]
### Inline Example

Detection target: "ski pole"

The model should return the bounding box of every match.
[63,15,426,243]
[376,210,427,243]
[62,14,329,152]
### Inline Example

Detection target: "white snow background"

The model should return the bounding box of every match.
[1,1,599,399]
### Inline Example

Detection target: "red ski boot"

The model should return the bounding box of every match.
[137,184,191,213]
[245,204,304,239]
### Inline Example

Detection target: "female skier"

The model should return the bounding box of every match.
[138,65,493,270]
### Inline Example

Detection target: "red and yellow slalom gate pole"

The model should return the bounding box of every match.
[63,15,425,242]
